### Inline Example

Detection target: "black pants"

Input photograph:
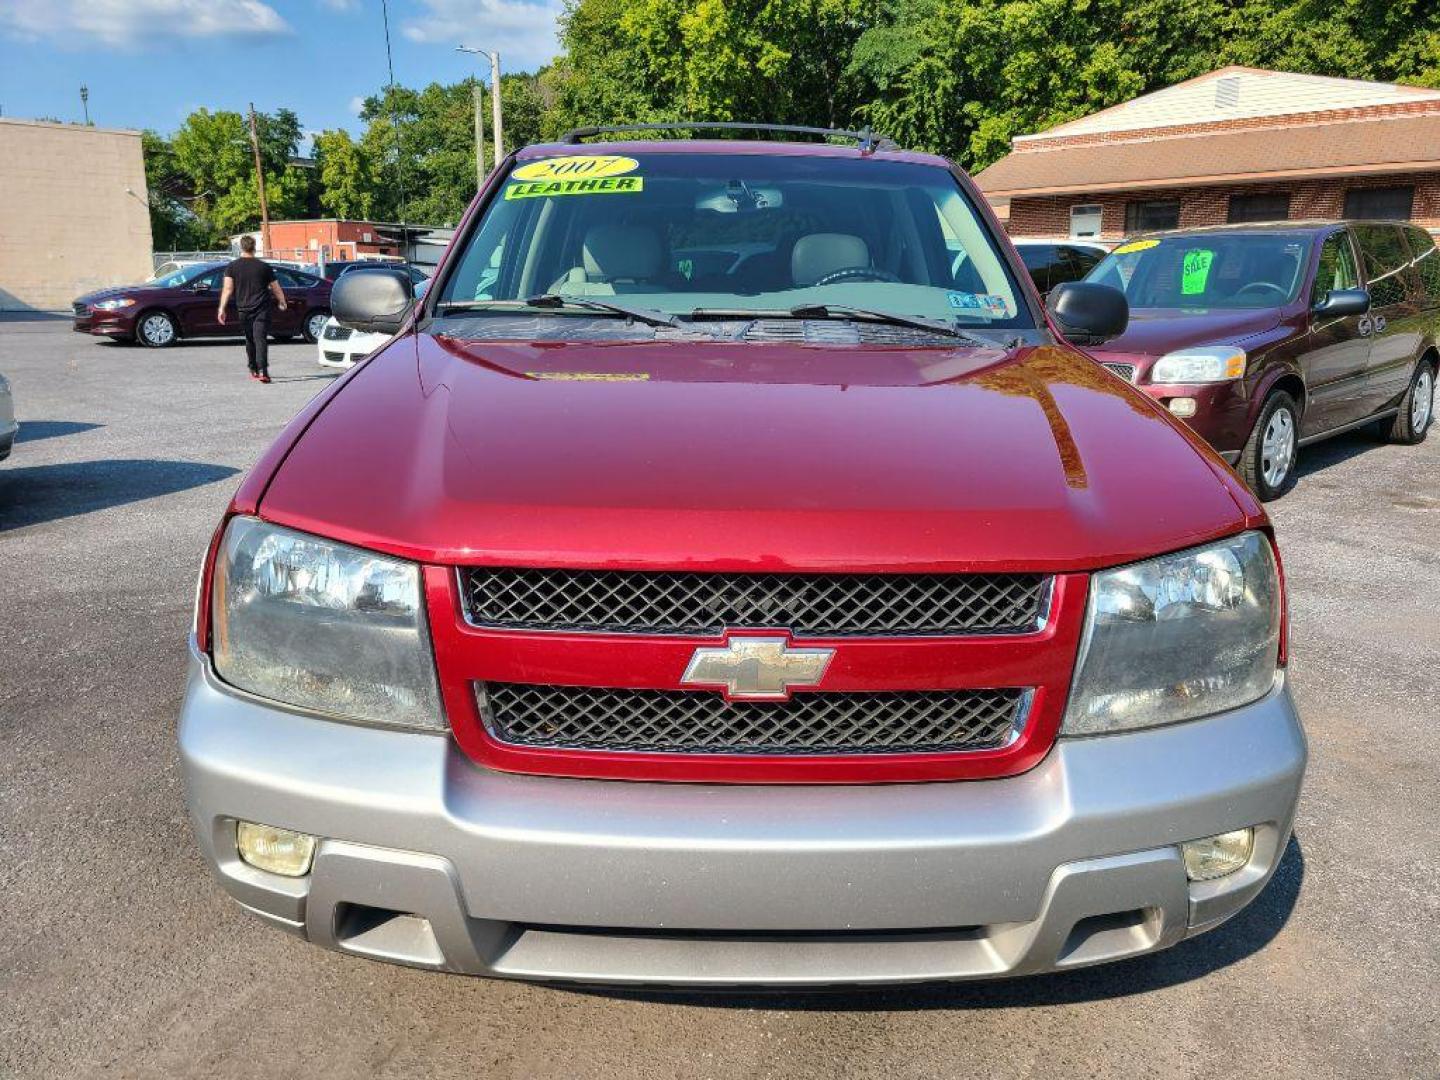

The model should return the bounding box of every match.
[240,308,270,374]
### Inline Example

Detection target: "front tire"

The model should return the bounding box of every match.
[1239,391,1300,502]
[1386,360,1435,445]
[302,310,329,344]
[136,311,177,349]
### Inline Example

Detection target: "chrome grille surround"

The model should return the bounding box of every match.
[460,569,1051,637]
[478,683,1029,755]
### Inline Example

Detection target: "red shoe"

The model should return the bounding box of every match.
[249,372,260,381]
[258,373,272,384]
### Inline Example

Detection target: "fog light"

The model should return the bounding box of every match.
[236,821,316,877]
[1168,397,1198,418]
[1182,828,1253,881]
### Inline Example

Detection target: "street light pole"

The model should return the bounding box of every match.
[457,45,504,164]
[471,80,486,188]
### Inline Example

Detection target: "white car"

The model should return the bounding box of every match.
[0,372,17,462]
[317,274,428,369]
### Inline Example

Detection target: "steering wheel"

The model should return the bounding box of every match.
[1233,282,1289,301]
[811,266,903,287]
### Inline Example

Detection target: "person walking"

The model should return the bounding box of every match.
[217,235,287,383]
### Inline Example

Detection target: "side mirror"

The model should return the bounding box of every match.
[1312,288,1370,318]
[1046,281,1129,346]
[332,268,415,334]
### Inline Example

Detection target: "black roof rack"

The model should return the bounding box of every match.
[559,122,898,153]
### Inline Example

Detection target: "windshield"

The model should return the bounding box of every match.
[435,152,1030,331]
[148,265,203,288]
[1086,232,1313,309]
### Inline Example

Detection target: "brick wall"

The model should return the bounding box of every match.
[1007,172,1440,240]
[0,119,153,311]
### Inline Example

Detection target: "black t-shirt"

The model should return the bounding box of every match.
[224,257,276,314]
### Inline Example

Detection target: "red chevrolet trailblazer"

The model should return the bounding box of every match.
[180,125,1305,987]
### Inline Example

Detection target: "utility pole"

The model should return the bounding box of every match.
[457,45,503,162]
[471,80,486,188]
[247,103,271,256]
[79,84,89,125]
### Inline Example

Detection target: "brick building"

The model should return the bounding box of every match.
[975,67,1440,243]
[256,219,456,272]
[0,118,153,310]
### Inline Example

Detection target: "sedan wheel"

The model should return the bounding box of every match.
[304,310,329,344]
[137,311,177,348]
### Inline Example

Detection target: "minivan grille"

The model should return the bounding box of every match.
[1100,362,1136,382]
[460,569,1048,637]
[479,683,1025,755]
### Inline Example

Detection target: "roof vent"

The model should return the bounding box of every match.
[1215,76,1241,109]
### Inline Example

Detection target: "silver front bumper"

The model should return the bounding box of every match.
[180,653,1306,986]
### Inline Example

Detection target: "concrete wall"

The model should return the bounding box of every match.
[0,119,154,311]
[1007,172,1440,241]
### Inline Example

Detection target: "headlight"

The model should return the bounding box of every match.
[93,298,136,311]
[211,516,443,730]
[1063,532,1281,735]
[1151,345,1245,383]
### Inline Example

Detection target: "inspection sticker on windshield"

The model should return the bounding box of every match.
[1181,248,1215,295]
[1113,238,1160,255]
[505,176,644,200]
[948,291,1009,317]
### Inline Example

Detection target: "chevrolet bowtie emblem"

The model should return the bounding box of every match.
[681,636,834,701]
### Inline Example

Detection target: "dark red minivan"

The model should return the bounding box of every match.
[73,261,333,348]
[1084,222,1438,499]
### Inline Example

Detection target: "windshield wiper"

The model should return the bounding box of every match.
[786,303,986,343]
[688,304,988,344]
[434,295,678,328]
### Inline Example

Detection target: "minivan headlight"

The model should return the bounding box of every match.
[211,516,443,730]
[1063,532,1281,735]
[1151,345,1245,383]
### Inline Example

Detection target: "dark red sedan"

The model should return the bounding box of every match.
[1084,222,1438,499]
[73,261,333,348]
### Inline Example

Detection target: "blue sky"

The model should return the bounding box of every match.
[0,0,564,147]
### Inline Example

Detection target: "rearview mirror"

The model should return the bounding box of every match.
[1312,288,1370,318]
[1046,282,1129,346]
[332,268,415,334]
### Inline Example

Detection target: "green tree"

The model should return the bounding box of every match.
[314,129,378,219]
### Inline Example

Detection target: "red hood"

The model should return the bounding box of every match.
[1092,306,1287,359]
[256,333,1252,573]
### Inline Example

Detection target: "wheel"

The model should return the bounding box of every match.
[1239,391,1300,501]
[136,311,177,348]
[1385,360,1435,445]
[302,310,329,344]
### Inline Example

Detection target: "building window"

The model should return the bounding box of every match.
[1228,192,1291,224]
[1125,199,1180,233]
[1069,204,1103,239]
[1343,186,1414,221]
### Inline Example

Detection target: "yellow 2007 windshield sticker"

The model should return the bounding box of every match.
[1181,249,1215,295]
[512,155,639,182]
[505,176,644,200]
[1113,238,1160,255]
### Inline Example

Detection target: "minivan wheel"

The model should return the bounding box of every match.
[1240,391,1300,501]
[136,311,177,348]
[1387,360,1435,445]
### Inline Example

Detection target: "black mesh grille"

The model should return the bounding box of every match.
[1100,362,1136,383]
[480,683,1024,755]
[461,569,1048,637]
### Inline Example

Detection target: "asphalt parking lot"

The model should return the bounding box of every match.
[1,316,1437,1079]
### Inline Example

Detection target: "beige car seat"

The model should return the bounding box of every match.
[551,224,666,295]
[791,233,871,287]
